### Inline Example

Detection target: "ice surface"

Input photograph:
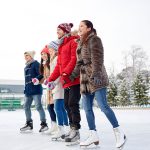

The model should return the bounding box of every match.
[0,108,150,150]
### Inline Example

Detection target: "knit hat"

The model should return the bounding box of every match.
[47,40,59,51]
[57,23,73,33]
[41,45,50,54]
[24,51,36,58]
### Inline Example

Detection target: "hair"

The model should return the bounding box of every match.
[80,20,96,44]
[40,53,50,75]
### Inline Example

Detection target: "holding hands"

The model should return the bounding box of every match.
[32,78,39,85]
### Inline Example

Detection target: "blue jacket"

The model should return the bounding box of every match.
[24,60,43,96]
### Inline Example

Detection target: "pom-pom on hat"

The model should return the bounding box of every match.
[41,45,50,54]
[24,51,36,58]
[57,23,73,33]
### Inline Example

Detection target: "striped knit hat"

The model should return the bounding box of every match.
[47,40,59,51]
[58,23,73,33]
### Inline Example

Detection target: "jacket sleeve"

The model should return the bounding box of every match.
[48,58,60,82]
[63,40,77,75]
[90,36,104,78]
[34,62,43,80]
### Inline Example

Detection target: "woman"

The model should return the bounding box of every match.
[47,40,69,140]
[40,46,57,134]
[70,20,126,148]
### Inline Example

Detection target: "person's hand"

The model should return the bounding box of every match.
[43,79,48,85]
[32,78,39,85]
[93,77,101,85]
[47,82,56,90]
[69,72,77,82]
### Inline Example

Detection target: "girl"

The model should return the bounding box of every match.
[40,46,57,134]
[47,41,69,140]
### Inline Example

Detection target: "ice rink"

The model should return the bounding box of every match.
[0,108,150,150]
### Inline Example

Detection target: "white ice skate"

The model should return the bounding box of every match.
[45,121,58,135]
[80,130,99,148]
[51,126,65,141]
[113,127,127,149]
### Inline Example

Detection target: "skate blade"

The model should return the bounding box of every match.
[66,140,80,146]
[51,137,65,142]
[117,137,127,150]
[20,129,33,133]
[80,142,100,149]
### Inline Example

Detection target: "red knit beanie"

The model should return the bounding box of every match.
[57,23,73,33]
[41,45,50,54]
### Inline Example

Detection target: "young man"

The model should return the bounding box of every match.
[20,51,48,132]
[47,23,81,143]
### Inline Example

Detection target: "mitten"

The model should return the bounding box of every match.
[32,78,39,85]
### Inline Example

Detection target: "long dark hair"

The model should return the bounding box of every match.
[81,20,96,44]
[40,54,50,75]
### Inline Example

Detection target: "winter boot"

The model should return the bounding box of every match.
[39,121,48,132]
[113,127,127,148]
[80,130,99,147]
[51,126,65,141]
[65,127,80,142]
[48,121,58,134]
[20,120,33,131]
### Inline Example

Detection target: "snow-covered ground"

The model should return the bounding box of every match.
[0,108,150,150]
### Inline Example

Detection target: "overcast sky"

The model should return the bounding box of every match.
[0,0,149,80]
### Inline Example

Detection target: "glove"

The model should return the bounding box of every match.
[47,81,56,90]
[32,78,39,85]
[43,79,48,85]
[93,77,101,86]
[69,72,78,82]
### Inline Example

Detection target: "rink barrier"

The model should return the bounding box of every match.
[0,99,22,111]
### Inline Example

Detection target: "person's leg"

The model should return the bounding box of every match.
[68,84,81,129]
[61,99,69,126]
[82,93,96,130]
[33,95,46,122]
[64,88,72,126]
[24,95,33,122]
[47,104,56,122]
[95,88,126,148]
[95,88,119,128]
[54,99,64,126]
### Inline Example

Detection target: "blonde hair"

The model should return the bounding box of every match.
[71,30,78,36]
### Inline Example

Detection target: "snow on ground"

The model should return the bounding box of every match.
[0,108,150,150]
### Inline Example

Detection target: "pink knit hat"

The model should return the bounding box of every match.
[57,23,73,33]
[41,45,49,54]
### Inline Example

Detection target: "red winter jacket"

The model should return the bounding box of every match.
[48,36,80,88]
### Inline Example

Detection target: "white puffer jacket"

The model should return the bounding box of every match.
[50,56,64,100]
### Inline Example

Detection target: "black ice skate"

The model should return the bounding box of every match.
[39,121,48,132]
[65,127,80,146]
[20,121,33,132]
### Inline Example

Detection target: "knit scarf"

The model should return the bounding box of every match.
[57,33,71,45]
[25,59,35,66]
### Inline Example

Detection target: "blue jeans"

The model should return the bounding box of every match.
[54,99,68,126]
[24,95,46,122]
[82,88,119,130]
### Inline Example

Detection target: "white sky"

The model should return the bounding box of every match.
[0,0,150,80]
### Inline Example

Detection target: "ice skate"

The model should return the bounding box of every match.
[39,121,48,132]
[65,127,80,146]
[45,121,58,135]
[113,127,127,149]
[80,130,99,148]
[20,121,33,132]
[51,126,65,141]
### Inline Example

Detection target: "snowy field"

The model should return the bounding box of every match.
[0,108,150,150]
